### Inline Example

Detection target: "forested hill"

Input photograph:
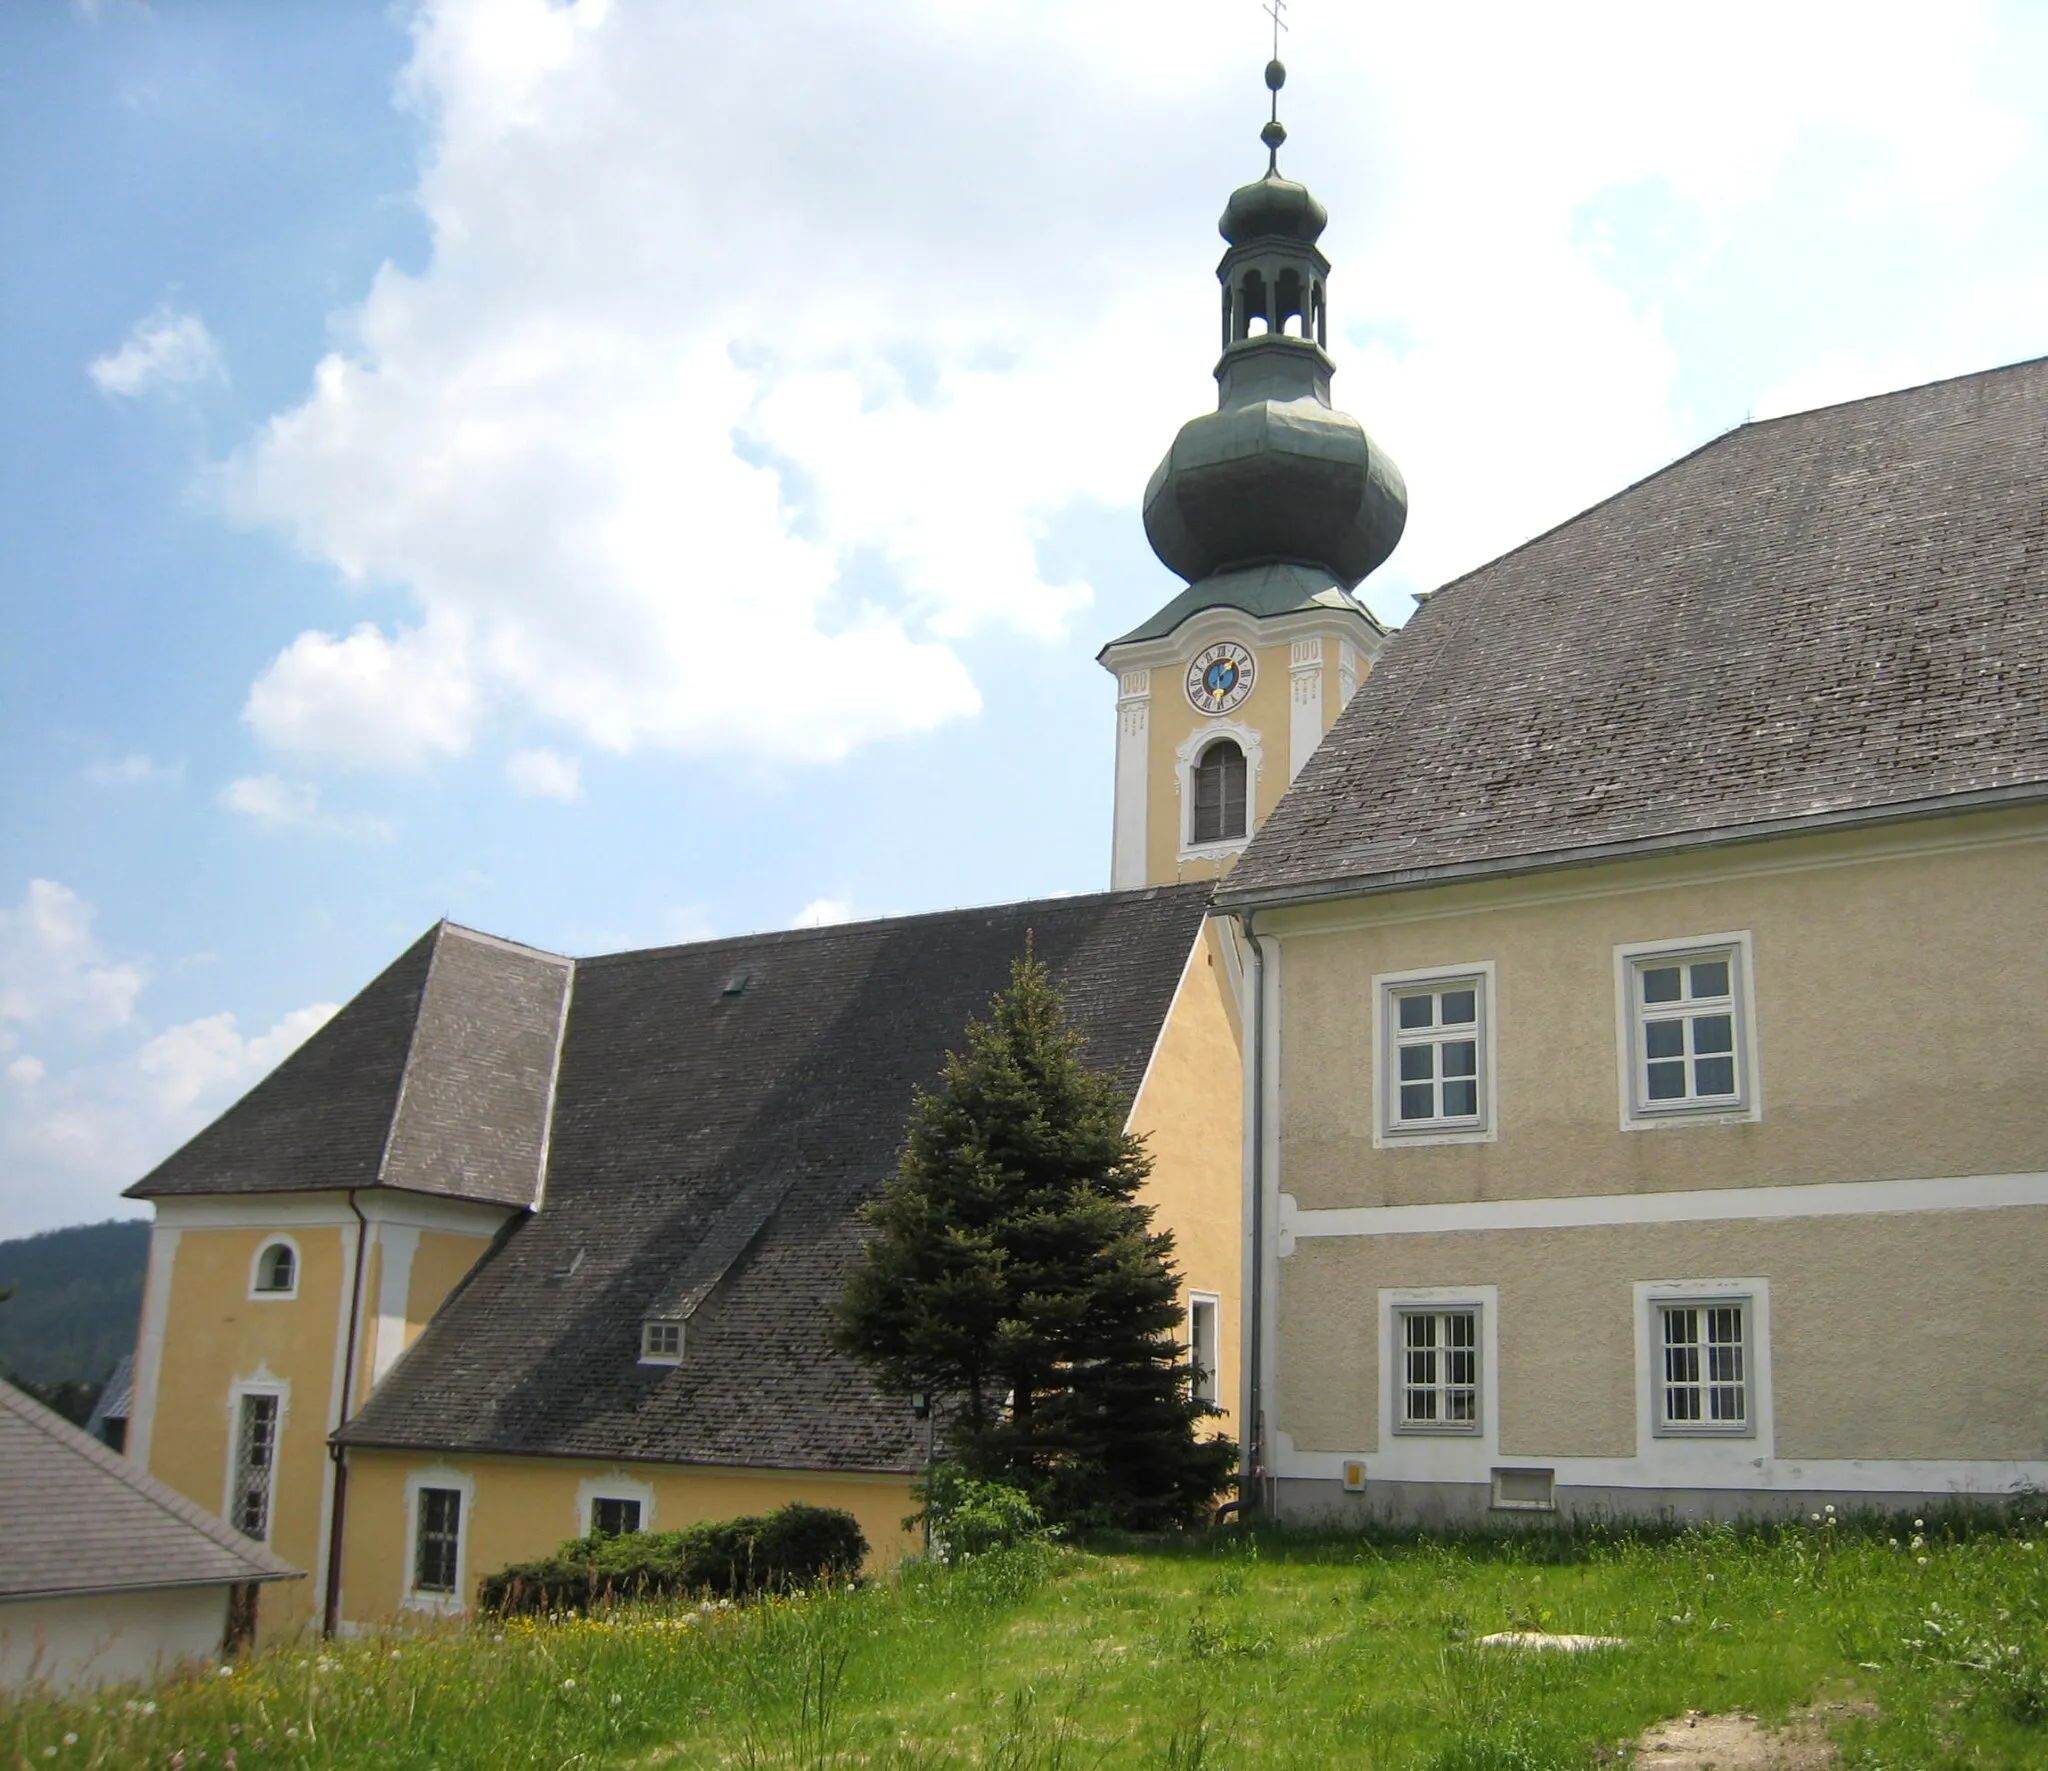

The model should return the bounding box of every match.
[0,1218,150,1386]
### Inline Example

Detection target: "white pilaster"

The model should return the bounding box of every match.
[1338,639,1361,710]
[127,1224,181,1470]
[1288,637,1324,781]
[370,1223,422,1387]
[1111,668,1151,889]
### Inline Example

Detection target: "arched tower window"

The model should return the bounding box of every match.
[254,1241,297,1295]
[1191,739,1248,844]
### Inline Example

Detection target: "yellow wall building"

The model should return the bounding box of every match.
[1216,357,2048,1523]
[124,891,1244,1636]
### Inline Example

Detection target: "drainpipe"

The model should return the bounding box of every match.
[1235,911,1268,1516]
[323,1189,370,1637]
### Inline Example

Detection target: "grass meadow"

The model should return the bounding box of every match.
[7,1510,2046,1770]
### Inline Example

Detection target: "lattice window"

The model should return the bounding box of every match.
[1658,1301,1749,1433]
[1397,1308,1479,1433]
[414,1487,463,1594]
[230,1393,280,1540]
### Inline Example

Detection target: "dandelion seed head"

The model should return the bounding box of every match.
[1918,1555,1930,1565]
[62,1736,77,1748]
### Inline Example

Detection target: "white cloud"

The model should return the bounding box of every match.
[0,879,145,1035]
[506,746,581,800]
[219,774,395,841]
[243,620,478,769]
[0,881,338,1235]
[89,304,224,398]
[83,753,182,788]
[219,0,2039,778]
[790,898,854,929]
[135,1003,338,1113]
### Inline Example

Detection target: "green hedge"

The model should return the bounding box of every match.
[478,1502,868,1615]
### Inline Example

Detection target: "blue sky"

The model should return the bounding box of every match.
[5,0,2046,1237]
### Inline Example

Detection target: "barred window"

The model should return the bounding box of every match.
[1189,740,1247,845]
[1657,1301,1749,1434]
[230,1393,280,1540]
[414,1487,463,1594]
[1397,1308,1479,1433]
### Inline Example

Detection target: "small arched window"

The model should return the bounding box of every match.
[1191,739,1248,844]
[254,1242,296,1295]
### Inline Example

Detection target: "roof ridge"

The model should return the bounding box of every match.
[578,881,1216,969]
[0,1379,298,1587]
[1736,350,2048,435]
[437,921,573,966]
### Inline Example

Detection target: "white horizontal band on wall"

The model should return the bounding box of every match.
[1283,1170,2048,1247]
[1277,1446,2048,1495]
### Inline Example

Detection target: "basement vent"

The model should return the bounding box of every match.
[1490,1467,1557,1513]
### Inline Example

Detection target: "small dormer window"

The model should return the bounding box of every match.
[252,1241,297,1297]
[641,1320,683,1364]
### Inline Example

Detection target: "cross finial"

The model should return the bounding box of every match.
[1259,0,1290,174]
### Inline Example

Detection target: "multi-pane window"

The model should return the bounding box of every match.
[1396,1308,1479,1432]
[253,1243,296,1294]
[1629,948,1744,1112]
[230,1393,280,1540]
[1386,979,1485,1131]
[1187,1295,1220,1407]
[591,1497,643,1538]
[1657,1301,1749,1434]
[641,1320,683,1363]
[1189,740,1248,845]
[414,1487,463,1594]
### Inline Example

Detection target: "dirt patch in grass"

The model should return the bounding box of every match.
[1631,1698,1878,1769]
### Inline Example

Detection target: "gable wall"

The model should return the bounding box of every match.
[1127,916,1244,1440]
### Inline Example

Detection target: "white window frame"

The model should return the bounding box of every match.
[1186,1292,1221,1407]
[575,1470,657,1541]
[246,1235,302,1301]
[1174,718,1264,863]
[1634,1280,1773,1463]
[1375,1287,1498,1483]
[1373,962,1497,1146]
[402,1465,476,1616]
[222,1376,287,1542]
[1391,1302,1484,1437]
[640,1319,683,1364]
[1615,932,1760,1130]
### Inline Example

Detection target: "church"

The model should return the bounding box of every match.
[115,59,2047,1636]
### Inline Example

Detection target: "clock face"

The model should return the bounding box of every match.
[1186,641,1256,716]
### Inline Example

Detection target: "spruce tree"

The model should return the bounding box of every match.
[833,946,1236,1529]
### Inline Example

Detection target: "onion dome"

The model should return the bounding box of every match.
[1141,58,1406,596]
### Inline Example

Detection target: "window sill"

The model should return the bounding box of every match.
[1374,1123,1495,1149]
[1623,1102,1758,1132]
[1177,837,1250,865]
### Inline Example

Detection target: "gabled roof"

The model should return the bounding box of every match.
[127,923,571,1210]
[0,1379,298,1601]
[1222,357,2048,907]
[338,884,1212,1474]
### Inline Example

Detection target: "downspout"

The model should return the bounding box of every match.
[1236,910,1268,1515]
[323,1189,370,1637]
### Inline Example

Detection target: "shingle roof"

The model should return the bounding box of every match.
[0,1379,298,1601]
[338,884,1212,1474]
[127,924,571,1209]
[1221,357,2048,907]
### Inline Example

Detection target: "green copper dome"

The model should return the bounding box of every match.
[1220,173,1328,248]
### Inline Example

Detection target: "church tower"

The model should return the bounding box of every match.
[1101,58,1407,888]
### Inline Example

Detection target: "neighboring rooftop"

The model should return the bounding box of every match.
[127,923,572,1209]
[338,883,1213,1474]
[1223,357,2048,907]
[0,1378,298,1601]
